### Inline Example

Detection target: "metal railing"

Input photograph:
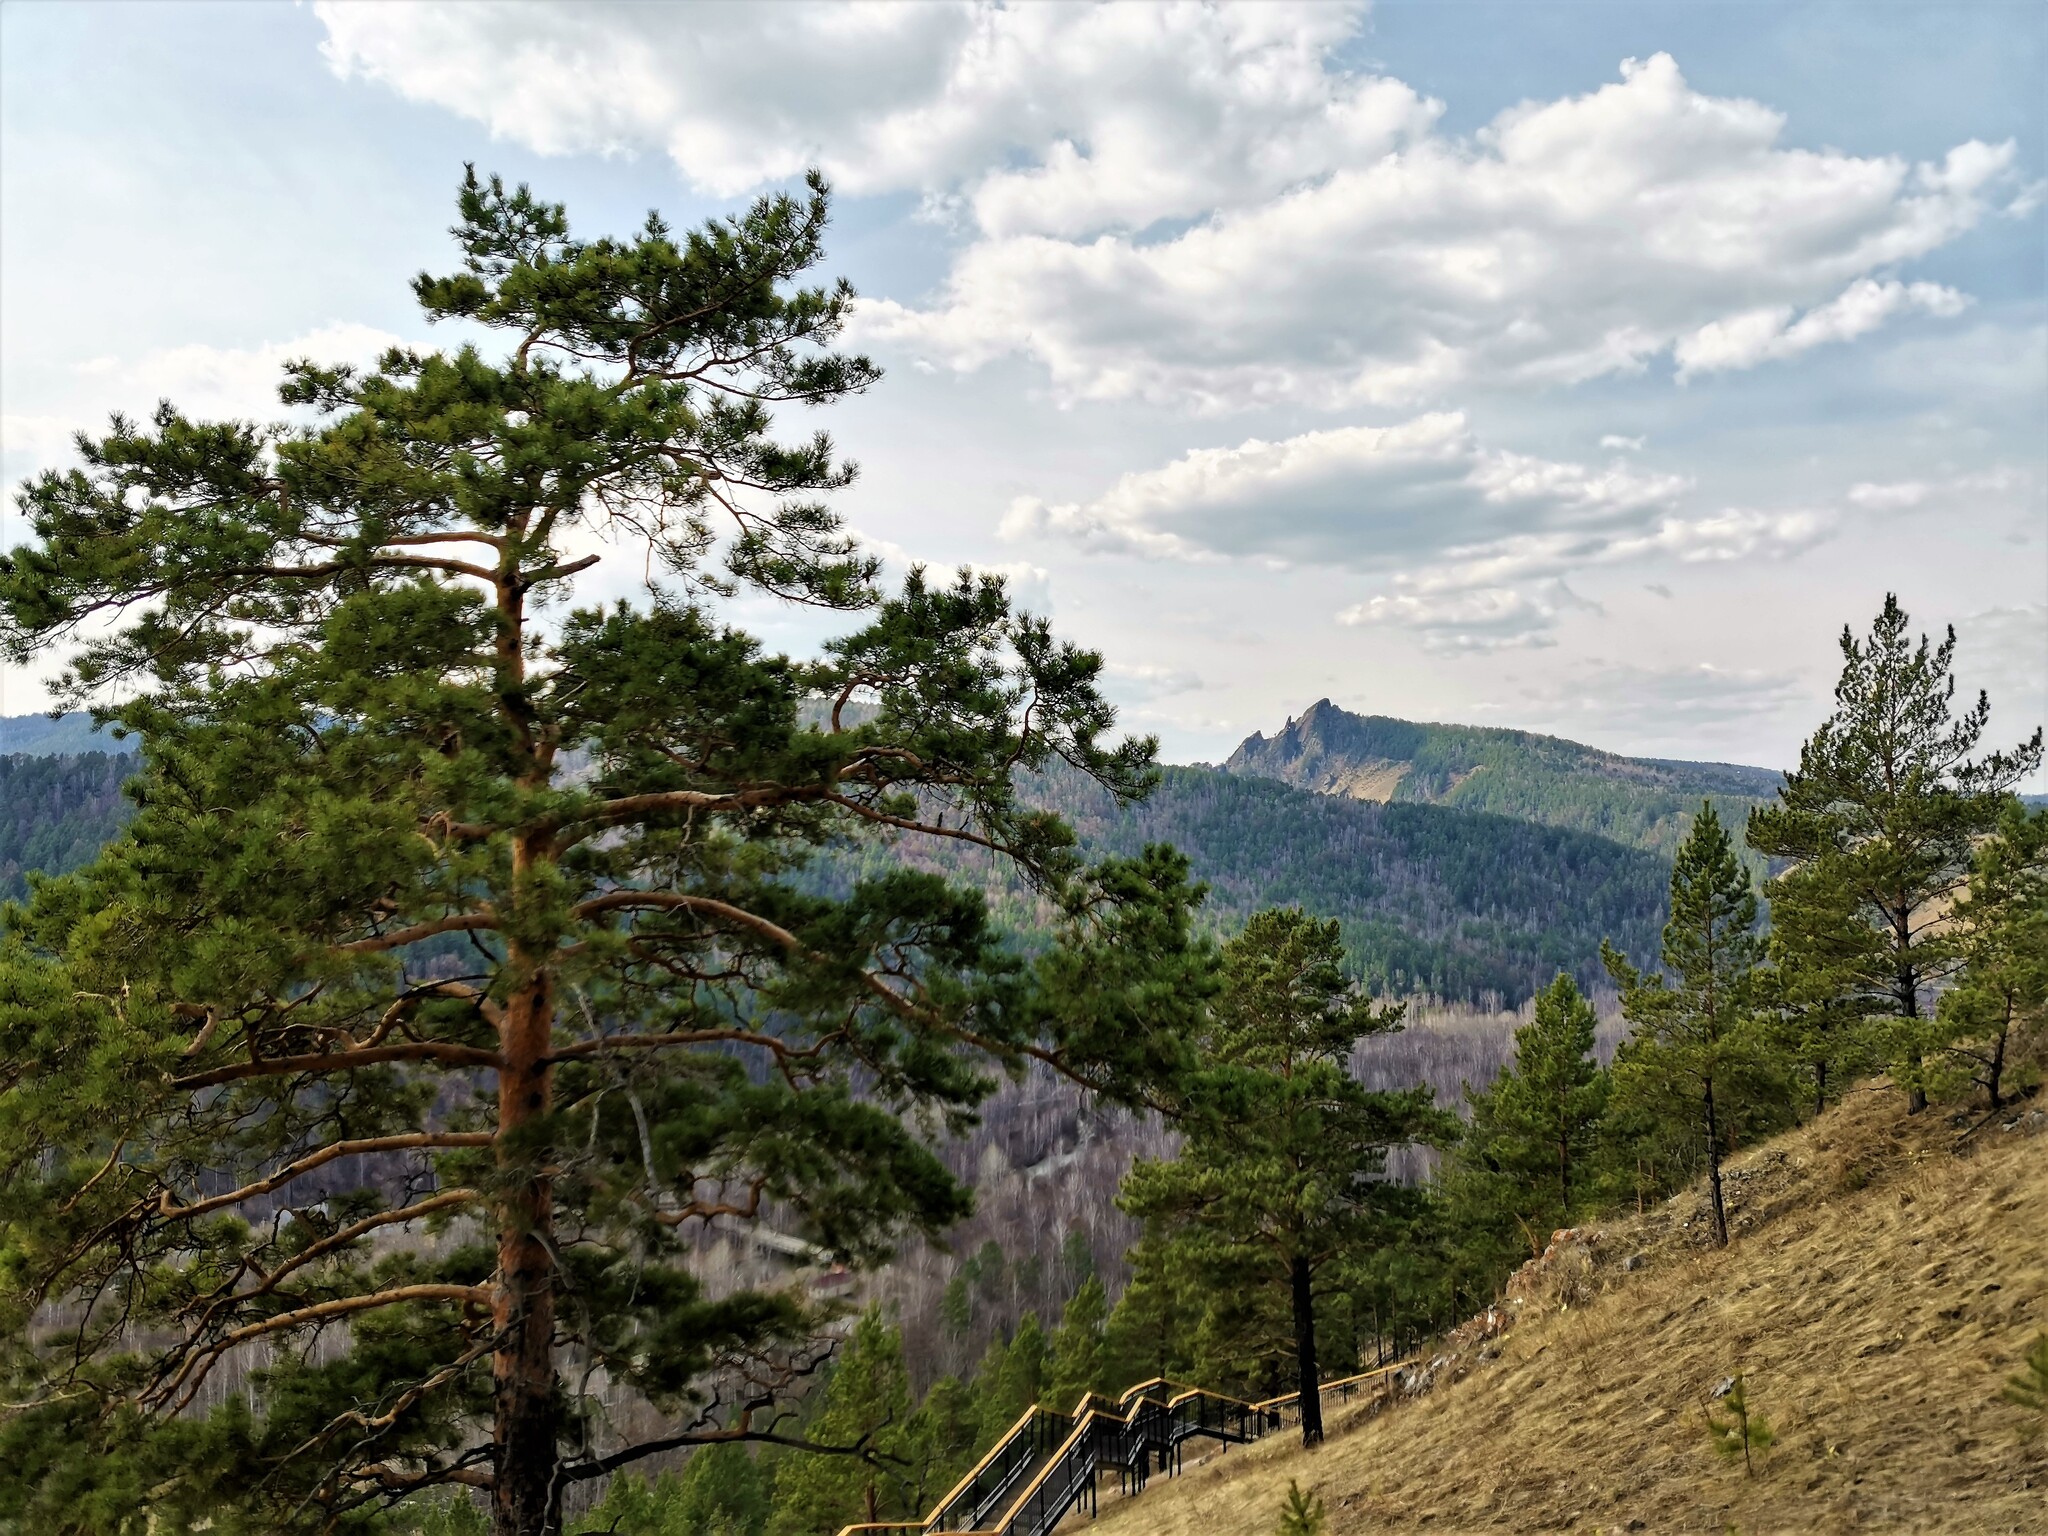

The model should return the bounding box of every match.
[836,1359,1410,1536]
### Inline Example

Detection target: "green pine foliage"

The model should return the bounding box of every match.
[1605,805,1790,1247]
[1748,594,2042,1114]
[1932,804,2048,1110]
[569,1443,770,1535]
[1704,1374,1776,1476]
[1276,1478,1328,1535]
[1044,1275,1112,1410]
[0,172,1213,1535]
[1438,973,1610,1303]
[767,1308,915,1535]
[1121,909,1453,1445]
[2001,1332,2048,1435]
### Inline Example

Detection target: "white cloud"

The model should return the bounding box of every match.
[858,55,2013,407]
[1337,583,1583,653]
[1844,467,2028,513]
[1001,412,1690,565]
[1673,278,1969,379]
[313,12,2009,411]
[316,0,1430,235]
[1600,434,1647,452]
[1,322,407,475]
[1001,412,1863,650]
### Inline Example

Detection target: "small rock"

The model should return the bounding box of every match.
[1709,1376,1737,1400]
[1621,1253,1647,1272]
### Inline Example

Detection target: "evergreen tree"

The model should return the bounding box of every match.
[0,174,1209,1535]
[1704,1373,1775,1476]
[1044,1275,1110,1409]
[972,1313,1048,1450]
[899,1374,980,1516]
[1100,1225,1198,1390]
[1933,804,2047,1111]
[1276,1479,1327,1535]
[1121,908,1447,1445]
[1440,973,1608,1296]
[1748,595,2041,1113]
[670,1444,772,1536]
[768,1308,913,1535]
[1605,805,1785,1247]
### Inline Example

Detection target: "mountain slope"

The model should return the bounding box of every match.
[1223,700,1782,855]
[1089,1086,2048,1536]
[0,712,126,755]
[0,751,137,900]
[827,762,1669,1003]
[2,741,1668,1005]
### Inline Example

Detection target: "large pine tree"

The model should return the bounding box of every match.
[1119,908,1444,1446]
[1747,595,2041,1113]
[0,173,1208,1535]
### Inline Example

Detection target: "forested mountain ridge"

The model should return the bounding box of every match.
[4,741,1666,1007]
[822,760,1669,1003]
[0,751,137,900]
[0,711,125,755]
[1223,698,1783,854]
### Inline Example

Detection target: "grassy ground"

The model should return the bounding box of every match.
[1085,1087,2048,1535]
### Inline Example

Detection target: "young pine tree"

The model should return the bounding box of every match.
[1704,1373,1775,1477]
[1044,1275,1111,1410]
[1442,973,1608,1287]
[1748,595,2042,1113]
[1933,804,2047,1111]
[0,173,1210,1536]
[767,1308,913,1535]
[1276,1479,1327,1535]
[1605,805,1784,1248]
[1121,908,1448,1446]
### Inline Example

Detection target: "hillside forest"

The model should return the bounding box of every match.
[0,174,2040,1536]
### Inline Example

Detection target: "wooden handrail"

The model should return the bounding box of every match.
[832,1358,1415,1536]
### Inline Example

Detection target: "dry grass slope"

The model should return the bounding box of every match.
[1088,1088,2048,1535]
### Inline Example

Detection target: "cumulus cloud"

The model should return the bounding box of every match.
[1673,278,1969,380]
[1337,583,1587,653]
[0,322,407,475]
[316,0,1431,231]
[856,55,2013,408]
[313,9,2010,411]
[1000,411,1862,650]
[1001,412,1690,565]
[1601,435,1647,452]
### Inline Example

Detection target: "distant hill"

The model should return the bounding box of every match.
[1223,700,1783,855]
[0,712,128,755]
[0,743,1666,1006]
[822,761,1670,1004]
[0,751,137,900]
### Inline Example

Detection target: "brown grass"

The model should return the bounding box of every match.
[1086,1088,2048,1535]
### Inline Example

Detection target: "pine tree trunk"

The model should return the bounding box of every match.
[1290,1253,1323,1447]
[1986,1008,2008,1111]
[494,960,561,1536]
[1703,1077,1729,1248]
[1899,962,1928,1115]
[1813,1058,1827,1121]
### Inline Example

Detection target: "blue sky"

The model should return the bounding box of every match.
[3,1,2043,779]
